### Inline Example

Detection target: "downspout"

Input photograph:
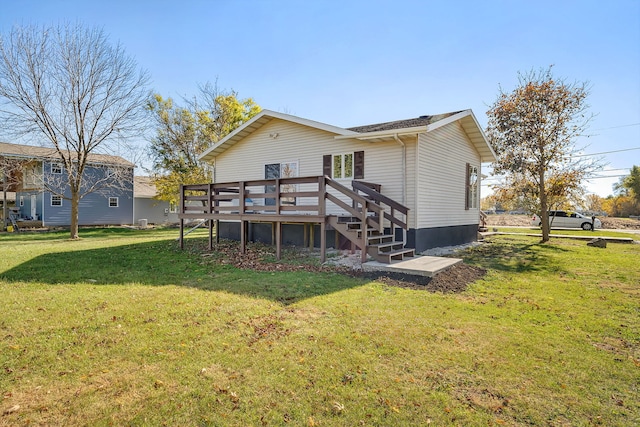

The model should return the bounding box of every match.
[393,134,407,245]
[393,134,406,205]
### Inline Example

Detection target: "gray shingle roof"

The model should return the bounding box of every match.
[347,111,464,133]
[0,141,134,167]
[134,176,157,198]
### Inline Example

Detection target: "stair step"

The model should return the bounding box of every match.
[367,234,394,243]
[369,241,405,252]
[372,248,416,263]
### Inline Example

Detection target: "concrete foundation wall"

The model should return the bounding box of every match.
[407,224,478,253]
[216,221,478,254]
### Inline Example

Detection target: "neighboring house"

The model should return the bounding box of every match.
[0,142,134,226]
[194,109,495,253]
[134,176,179,225]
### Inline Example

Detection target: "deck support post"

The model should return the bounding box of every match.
[179,218,184,249]
[320,220,326,263]
[179,184,184,249]
[309,224,314,250]
[208,219,213,250]
[276,221,282,260]
[240,220,246,254]
[215,219,219,244]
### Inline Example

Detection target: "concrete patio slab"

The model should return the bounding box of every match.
[363,255,462,277]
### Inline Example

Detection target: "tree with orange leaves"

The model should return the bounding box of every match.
[486,67,600,242]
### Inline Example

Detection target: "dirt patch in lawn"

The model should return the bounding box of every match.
[352,263,487,293]
[198,240,486,293]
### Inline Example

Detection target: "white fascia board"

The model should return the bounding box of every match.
[262,110,358,136]
[425,109,472,132]
[333,125,429,141]
[198,110,270,161]
[465,111,497,161]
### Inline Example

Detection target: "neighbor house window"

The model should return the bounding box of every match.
[51,195,62,206]
[466,163,478,210]
[19,196,24,207]
[51,162,62,174]
[109,197,119,207]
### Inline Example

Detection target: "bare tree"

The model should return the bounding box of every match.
[0,155,24,227]
[0,23,149,238]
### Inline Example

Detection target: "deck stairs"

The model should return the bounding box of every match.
[328,216,415,263]
[8,210,20,232]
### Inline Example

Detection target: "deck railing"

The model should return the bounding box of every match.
[178,175,408,262]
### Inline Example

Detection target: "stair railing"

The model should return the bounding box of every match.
[324,176,385,262]
[352,180,409,244]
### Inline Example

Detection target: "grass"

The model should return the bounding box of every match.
[0,229,638,426]
[491,226,639,239]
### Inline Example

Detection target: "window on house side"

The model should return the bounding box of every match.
[466,164,478,210]
[51,162,62,174]
[51,195,62,206]
[20,196,24,207]
[109,197,119,207]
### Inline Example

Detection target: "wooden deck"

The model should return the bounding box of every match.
[178,176,413,263]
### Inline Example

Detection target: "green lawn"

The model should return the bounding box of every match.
[490,226,639,239]
[1,229,638,426]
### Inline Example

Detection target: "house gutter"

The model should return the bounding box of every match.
[393,134,407,205]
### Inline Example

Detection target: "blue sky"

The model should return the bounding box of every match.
[1,0,639,197]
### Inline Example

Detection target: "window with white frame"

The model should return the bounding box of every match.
[332,153,353,179]
[264,161,299,206]
[466,164,478,210]
[51,162,62,174]
[51,195,62,206]
[109,197,119,207]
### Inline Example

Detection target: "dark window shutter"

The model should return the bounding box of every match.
[465,162,470,210]
[354,151,364,179]
[323,155,331,177]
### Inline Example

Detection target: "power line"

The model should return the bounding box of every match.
[590,122,640,131]
[571,147,640,157]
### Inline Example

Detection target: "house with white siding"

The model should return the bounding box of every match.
[193,109,495,256]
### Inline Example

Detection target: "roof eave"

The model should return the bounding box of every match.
[334,125,429,141]
[199,110,358,163]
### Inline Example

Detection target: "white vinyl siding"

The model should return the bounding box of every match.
[416,123,481,229]
[213,119,408,218]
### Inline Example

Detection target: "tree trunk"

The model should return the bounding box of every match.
[539,169,550,243]
[2,172,7,228]
[70,190,80,239]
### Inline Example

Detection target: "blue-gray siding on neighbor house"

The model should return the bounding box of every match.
[134,198,179,225]
[41,190,134,226]
[16,163,134,226]
[15,191,43,220]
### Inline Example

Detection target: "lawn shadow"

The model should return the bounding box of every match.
[0,237,365,305]
[458,237,569,274]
